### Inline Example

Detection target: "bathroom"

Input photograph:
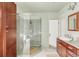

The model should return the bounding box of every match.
[0,2,79,57]
[16,2,79,57]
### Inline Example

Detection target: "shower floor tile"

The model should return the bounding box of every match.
[30,47,41,56]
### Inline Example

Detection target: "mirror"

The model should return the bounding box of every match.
[68,12,79,31]
[68,15,76,30]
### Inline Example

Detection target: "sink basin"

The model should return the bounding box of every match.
[59,37,73,41]
[58,37,79,48]
[68,40,79,47]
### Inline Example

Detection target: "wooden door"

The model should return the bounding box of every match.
[6,2,16,57]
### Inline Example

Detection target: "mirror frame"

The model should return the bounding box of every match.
[68,12,79,31]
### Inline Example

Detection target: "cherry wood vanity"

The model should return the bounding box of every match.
[0,2,16,57]
[57,38,79,57]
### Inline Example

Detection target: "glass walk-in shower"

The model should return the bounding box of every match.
[30,19,41,56]
[17,14,42,56]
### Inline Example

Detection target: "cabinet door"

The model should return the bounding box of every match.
[6,30,16,49]
[6,43,16,57]
[61,44,66,57]
[0,40,3,56]
[6,3,16,57]
[6,14,16,29]
[67,49,77,57]
[57,43,62,56]
[6,2,16,14]
[0,8,3,56]
[6,2,16,29]
[6,29,16,57]
[57,41,67,57]
[0,3,6,56]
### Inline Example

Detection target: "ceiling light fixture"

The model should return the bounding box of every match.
[68,2,77,10]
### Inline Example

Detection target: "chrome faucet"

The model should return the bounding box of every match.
[64,34,74,41]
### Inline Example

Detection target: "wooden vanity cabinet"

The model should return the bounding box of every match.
[0,2,16,57]
[57,38,78,57]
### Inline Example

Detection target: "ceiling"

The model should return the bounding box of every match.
[16,2,69,13]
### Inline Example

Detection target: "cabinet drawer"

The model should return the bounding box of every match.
[57,39,68,47]
[67,44,77,54]
[67,49,77,57]
[61,41,68,47]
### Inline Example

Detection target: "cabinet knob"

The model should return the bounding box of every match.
[6,31,8,32]
[6,26,8,28]
[68,46,73,50]
[6,26,8,29]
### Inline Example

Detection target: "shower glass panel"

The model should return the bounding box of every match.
[17,14,30,57]
[17,14,42,56]
[17,15,25,56]
[30,19,41,55]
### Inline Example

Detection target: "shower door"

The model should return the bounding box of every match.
[30,19,41,55]
[17,15,42,56]
[17,15,30,56]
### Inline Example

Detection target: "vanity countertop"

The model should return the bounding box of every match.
[58,37,79,48]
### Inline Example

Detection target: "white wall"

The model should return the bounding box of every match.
[58,2,79,40]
